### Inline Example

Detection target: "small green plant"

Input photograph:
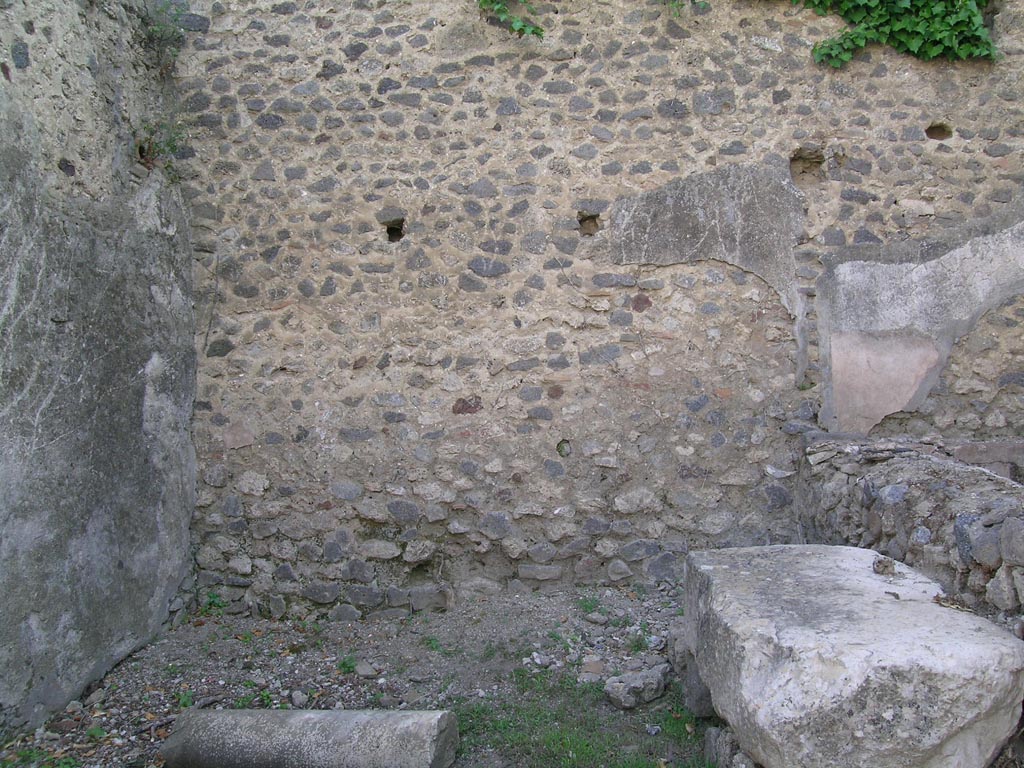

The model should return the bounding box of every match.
[337,655,358,674]
[137,120,188,180]
[479,641,498,661]
[1,749,81,768]
[238,631,255,644]
[84,726,105,743]
[629,633,649,654]
[576,596,601,614]
[422,635,452,655]
[794,0,996,67]
[197,589,226,616]
[234,688,273,708]
[546,629,577,652]
[142,0,186,75]
[657,683,704,745]
[661,706,699,743]
[176,690,194,708]
[664,0,709,14]
[298,620,324,635]
[478,0,543,39]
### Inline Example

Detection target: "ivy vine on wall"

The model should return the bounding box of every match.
[478,0,998,67]
[478,0,544,38]
[798,0,997,67]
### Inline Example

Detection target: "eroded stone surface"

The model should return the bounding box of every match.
[161,709,458,768]
[676,545,1024,768]
[603,663,670,709]
[0,16,194,735]
[797,436,1024,614]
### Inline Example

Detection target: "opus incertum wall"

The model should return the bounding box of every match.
[2,0,1023,732]
[176,0,1024,621]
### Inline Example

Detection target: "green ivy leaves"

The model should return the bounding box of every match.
[795,0,997,67]
[478,0,544,39]
[476,0,996,68]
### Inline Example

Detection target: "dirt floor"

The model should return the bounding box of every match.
[1,584,714,768]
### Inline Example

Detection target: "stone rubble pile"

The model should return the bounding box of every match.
[798,435,1024,616]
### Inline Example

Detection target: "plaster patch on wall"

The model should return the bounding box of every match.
[609,161,808,381]
[829,331,942,435]
[609,160,805,314]
[818,217,1024,433]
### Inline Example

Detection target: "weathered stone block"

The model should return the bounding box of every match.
[987,565,1020,611]
[161,709,458,768]
[1,87,194,732]
[518,564,562,581]
[360,540,401,560]
[678,545,1024,768]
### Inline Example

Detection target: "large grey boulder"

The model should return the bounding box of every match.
[161,709,458,768]
[0,78,194,732]
[675,545,1024,768]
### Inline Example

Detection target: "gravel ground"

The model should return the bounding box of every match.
[8,581,1024,768]
[1,584,686,768]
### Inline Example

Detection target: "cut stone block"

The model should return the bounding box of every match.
[160,709,458,768]
[675,545,1024,768]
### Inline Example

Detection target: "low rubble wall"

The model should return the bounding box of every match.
[797,435,1024,614]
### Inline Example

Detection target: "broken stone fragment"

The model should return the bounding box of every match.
[603,663,670,709]
[403,539,437,564]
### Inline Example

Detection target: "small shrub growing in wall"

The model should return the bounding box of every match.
[478,0,543,38]
[136,119,188,180]
[141,0,186,76]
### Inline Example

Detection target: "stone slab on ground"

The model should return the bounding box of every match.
[674,545,1024,768]
[160,709,458,768]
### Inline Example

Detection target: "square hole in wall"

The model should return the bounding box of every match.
[577,211,600,236]
[383,218,406,242]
